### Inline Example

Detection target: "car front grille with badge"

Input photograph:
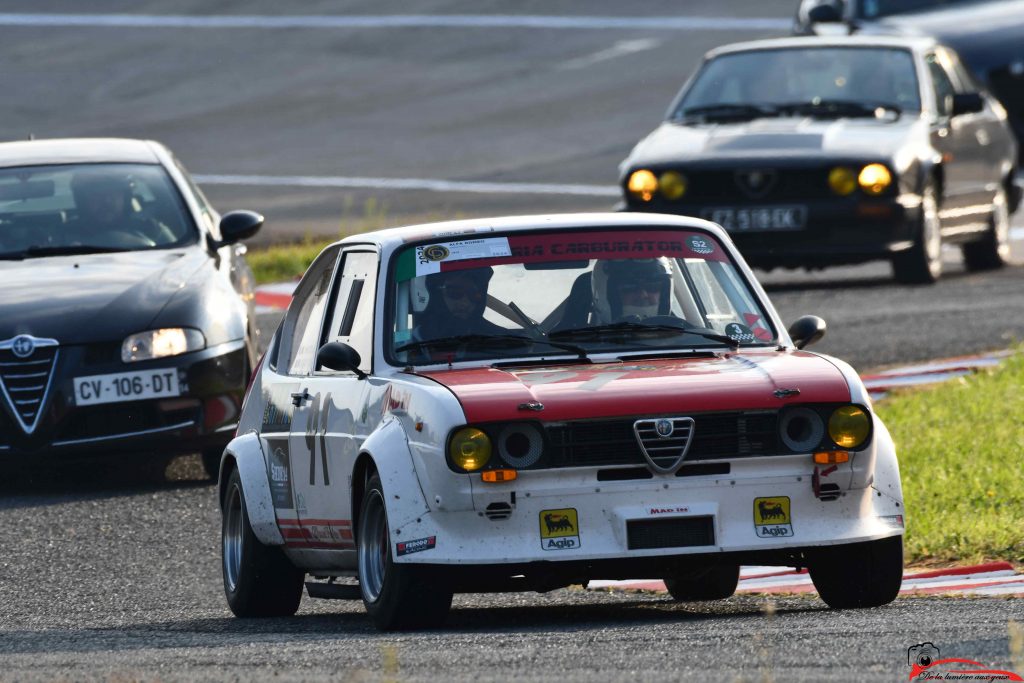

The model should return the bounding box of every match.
[0,336,59,434]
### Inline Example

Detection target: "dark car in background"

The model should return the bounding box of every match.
[794,0,1024,163]
[0,138,263,477]
[619,36,1019,283]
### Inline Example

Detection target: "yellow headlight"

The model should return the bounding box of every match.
[828,405,870,449]
[627,169,658,201]
[659,171,687,200]
[449,427,492,471]
[828,167,857,196]
[858,164,892,195]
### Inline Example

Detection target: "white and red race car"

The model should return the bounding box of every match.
[218,213,905,630]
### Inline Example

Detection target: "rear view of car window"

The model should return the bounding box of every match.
[0,163,197,255]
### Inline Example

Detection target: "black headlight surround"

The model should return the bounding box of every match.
[777,403,873,454]
[445,421,549,473]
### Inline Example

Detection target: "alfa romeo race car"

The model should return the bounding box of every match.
[218,213,906,630]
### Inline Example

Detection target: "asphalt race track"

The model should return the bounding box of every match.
[2,2,1024,681]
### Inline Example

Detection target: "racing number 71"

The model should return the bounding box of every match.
[304,392,331,486]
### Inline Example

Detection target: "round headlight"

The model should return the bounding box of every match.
[858,164,892,195]
[497,423,543,468]
[659,171,688,200]
[828,405,870,449]
[780,407,825,452]
[627,169,658,201]
[828,167,857,196]
[449,427,491,472]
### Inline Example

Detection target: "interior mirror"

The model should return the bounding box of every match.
[317,342,366,379]
[808,2,843,23]
[788,315,827,350]
[218,210,264,245]
[952,92,984,117]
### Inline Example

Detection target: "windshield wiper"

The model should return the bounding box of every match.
[0,244,133,260]
[396,333,589,360]
[776,99,901,119]
[549,321,739,349]
[675,103,781,122]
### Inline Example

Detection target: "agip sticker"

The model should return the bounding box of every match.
[753,496,793,538]
[539,508,580,551]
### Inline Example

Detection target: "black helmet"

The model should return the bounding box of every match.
[591,258,671,322]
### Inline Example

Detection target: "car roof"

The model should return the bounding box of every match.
[0,138,163,169]
[706,35,939,60]
[337,212,732,252]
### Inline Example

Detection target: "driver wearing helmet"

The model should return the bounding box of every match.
[415,267,507,341]
[590,258,672,324]
[65,170,171,247]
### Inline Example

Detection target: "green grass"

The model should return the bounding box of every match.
[877,352,1024,565]
[247,236,334,284]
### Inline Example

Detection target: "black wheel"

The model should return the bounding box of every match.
[221,467,304,617]
[358,473,452,631]
[893,183,942,284]
[962,185,1010,271]
[809,535,904,609]
[663,565,740,601]
[201,448,223,481]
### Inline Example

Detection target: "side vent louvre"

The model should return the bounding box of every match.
[485,502,512,521]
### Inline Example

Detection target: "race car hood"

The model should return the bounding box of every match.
[624,118,919,168]
[418,351,851,423]
[0,248,209,345]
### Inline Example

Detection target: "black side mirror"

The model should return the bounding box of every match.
[808,2,843,23]
[788,315,827,350]
[952,92,984,117]
[218,210,264,246]
[317,342,367,379]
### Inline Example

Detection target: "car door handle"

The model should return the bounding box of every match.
[291,389,310,406]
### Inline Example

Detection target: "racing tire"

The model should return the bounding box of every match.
[962,184,1010,272]
[221,467,304,617]
[892,183,942,284]
[358,473,453,631]
[663,564,740,601]
[809,535,904,609]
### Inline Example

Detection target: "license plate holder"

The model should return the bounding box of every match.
[73,369,181,406]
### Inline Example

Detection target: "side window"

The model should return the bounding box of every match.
[172,156,218,236]
[281,247,340,376]
[926,52,956,118]
[322,250,378,374]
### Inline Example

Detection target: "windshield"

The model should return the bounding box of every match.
[389,229,776,365]
[0,163,197,257]
[673,47,921,120]
[856,0,975,19]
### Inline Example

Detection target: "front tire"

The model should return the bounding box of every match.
[221,468,304,617]
[962,184,1010,271]
[893,183,942,284]
[358,473,452,630]
[809,535,904,609]
[663,564,740,601]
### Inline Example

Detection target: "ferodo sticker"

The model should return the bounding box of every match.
[396,536,436,557]
[753,496,793,538]
[540,508,580,551]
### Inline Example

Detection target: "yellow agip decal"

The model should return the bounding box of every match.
[753,496,793,538]
[539,508,580,550]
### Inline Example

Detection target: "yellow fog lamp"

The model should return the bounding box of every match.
[659,171,688,200]
[828,167,857,196]
[827,405,870,449]
[449,427,492,471]
[858,164,892,195]
[627,169,658,202]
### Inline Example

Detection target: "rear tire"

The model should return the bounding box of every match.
[962,185,1010,271]
[358,473,452,630]
[893,183,942,284]
[221,468,304,617]
[663,564,740,601]
[809,535,904,609]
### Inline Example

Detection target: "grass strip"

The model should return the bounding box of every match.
[876,351,1024,564]
[247,237,332,285]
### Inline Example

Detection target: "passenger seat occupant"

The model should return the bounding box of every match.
[590,259,672,323]
[415,267,507,340]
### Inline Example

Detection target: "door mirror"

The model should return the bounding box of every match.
[317,342,367,379]
[808,2,843,23]
[951,92,984,117]
[788,315,827,350]
[218,210,264,245]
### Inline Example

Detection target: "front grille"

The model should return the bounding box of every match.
[634,417,694,466]
[0,344,58,433]
[546,411,778,468]
[627,516,715,550]
[667,167,831,203]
